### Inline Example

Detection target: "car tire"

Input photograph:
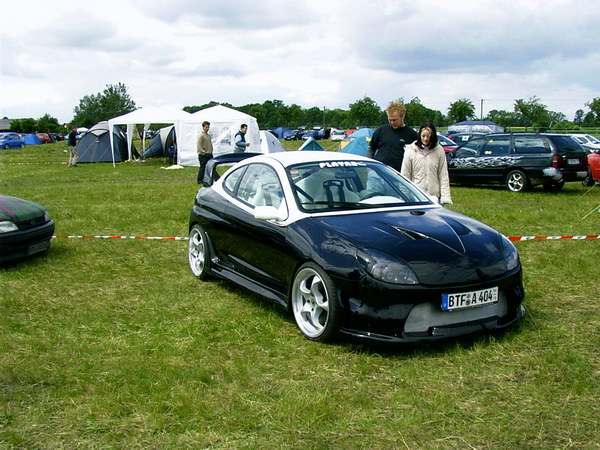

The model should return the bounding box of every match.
[291,262,341,342]
[505,170,530,192]
[582,170,595,187]
[543,180,565,192]
[188,224,211,280]
[20,143,24,149]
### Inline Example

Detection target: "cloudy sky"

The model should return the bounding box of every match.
[2,0,599,124]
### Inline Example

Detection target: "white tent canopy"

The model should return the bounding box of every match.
[177,105,261,166]
[108,106,193,166]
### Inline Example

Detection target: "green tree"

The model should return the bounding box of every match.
[73,83,136,128]
[447,98,475,123]
[280,103,304,128]
[513,96,550,127]
[183,101,221,114]
[485,109,520,128]
[348,96,381,127]
[583,111,596,125]
[8,118,37,133]
[36,114,63,133]
[324,108,348,128]
[303,107,323,127]
[585,97,600,122]
[574,109,585,124]
[405,97,446,127]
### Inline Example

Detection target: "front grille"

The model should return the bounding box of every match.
[17,216,47,231]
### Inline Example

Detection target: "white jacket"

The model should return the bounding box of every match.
[401,142,453,204]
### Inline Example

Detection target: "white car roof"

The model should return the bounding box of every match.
[248,151,372,168]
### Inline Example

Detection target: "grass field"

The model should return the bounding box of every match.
[1,141,599,448]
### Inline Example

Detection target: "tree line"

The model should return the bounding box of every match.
[7,83,600,133]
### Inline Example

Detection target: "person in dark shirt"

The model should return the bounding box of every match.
[67,126,78,167]
[367,101,419,172]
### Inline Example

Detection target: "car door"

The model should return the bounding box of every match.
[447,137,486,184]
[477,135,512,182]
[214,163,292,295]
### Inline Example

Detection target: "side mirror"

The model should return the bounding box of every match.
[254,206,288,222]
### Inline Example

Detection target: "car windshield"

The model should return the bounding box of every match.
[288,160,432,212]
[585,135,600,144]
[0,133,9,139]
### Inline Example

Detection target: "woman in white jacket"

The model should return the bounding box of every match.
[401,123,453,205]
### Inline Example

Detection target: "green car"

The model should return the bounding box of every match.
[0,194,55,263]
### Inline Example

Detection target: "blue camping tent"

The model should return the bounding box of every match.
[270,126,292,139]
[142,125,176,159]
[298,137,324,151]
[76,121,136,163]
[339,128,374,156]
[23,134,42,145]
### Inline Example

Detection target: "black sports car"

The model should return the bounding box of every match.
[188,152,525,343]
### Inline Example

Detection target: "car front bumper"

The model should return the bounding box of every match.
[335,269,525,343]
[0,220,55,263]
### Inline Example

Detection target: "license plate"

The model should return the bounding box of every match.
[568,158,580,165]
[27,240,50,256]
[442,286,498,311]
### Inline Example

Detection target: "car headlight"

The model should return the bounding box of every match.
[501,236,520,271]
[44,211,51,222]
[0,221,18,233]
[357,248,418,285]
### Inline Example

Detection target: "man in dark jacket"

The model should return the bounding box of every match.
[67,126,78,167]
[234,124,250,153]
[367,101,418,172]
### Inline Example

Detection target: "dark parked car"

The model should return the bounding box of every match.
[0,194,55,264]
[301,129,321,140]
[188,152,525,344]
[284,130,305,141]
[447,133,589,192]
[0,133,25,149]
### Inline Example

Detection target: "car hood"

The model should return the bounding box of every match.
[0,194,47,223]
[310,207,510,285]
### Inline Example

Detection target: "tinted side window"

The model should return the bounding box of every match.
[514,137,550,154]
[454,138,485,157]
[481,137,510,155]
[549,136,585,154]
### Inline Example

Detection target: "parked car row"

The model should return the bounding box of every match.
[0,132,67,148]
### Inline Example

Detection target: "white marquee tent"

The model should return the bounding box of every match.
[108,106,193,166]
[177,105,260,166]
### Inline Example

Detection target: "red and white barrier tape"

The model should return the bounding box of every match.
[53,235,188,240]
[52,234,600,241]
[508,235,599,241]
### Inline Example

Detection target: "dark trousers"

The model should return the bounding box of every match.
[197,154,212,184]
